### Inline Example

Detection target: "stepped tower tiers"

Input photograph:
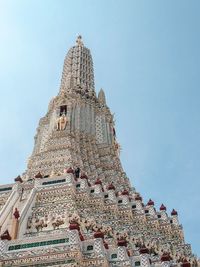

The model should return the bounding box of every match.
[0,36,198,267]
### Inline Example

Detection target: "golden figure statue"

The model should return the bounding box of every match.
[57,114,68,131]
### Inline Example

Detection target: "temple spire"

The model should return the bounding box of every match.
[60,35,95,93]
[0,36,197,267]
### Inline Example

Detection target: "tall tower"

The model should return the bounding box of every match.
[0,36,198,267]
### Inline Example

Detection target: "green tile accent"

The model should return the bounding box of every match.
[111,253,117,259]
[21,259,75,267]
[87,245,93,251]
[0,187,12,192]
[42,179,66,186]
[135,261,141,266]
[8,238,69,251]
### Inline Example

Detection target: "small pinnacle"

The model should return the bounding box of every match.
[76,35,83,46]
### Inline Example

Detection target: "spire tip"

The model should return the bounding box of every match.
[76,35,83,46]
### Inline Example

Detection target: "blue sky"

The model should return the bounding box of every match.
[0,0,199,255]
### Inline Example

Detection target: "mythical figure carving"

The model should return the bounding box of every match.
[52,216,65,229]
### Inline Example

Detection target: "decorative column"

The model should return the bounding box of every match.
[107,183,116,201]
[171,209,179,225]
[94,238,104,257]
[139,246,150,267]
[120,189,129,204]
[160,252,172,267]
[135,194,144,212]
[94,179,103,194]
[159,204,168,220]
[181,259,191,267]
[117,238,130,263]
[11,208,20,240]
[80,173,89,189]
[146,199,156,216]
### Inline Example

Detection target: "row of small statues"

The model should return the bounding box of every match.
[25,212,195,263]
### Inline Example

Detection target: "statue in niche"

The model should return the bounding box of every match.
[56,113,68,131]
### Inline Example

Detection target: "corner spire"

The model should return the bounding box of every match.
[98,88,106,105]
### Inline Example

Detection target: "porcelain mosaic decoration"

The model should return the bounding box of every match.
[0,36,198,267]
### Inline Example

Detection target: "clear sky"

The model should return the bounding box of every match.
[0,0,199,255]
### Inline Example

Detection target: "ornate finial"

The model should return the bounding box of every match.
[14,175,23,183]
[13,208,20,220]
[0,230,11,240]
[76,35,83,46]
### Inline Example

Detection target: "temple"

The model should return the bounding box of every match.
[0,36,198,267]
